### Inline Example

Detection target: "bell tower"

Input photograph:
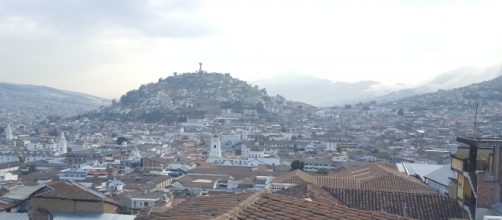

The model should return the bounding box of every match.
[208,135,222,158]
[5,123,13,141]
[58,131,68,154]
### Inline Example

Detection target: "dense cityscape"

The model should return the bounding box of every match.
[0,70,500,219]
[2,1,502,220]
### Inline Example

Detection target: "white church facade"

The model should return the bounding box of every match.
[55,132,68,156]
[206,136,280,167]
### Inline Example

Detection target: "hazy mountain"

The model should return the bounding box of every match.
[254,74,407,106]
[0,82,110,121]
[255,65,502,107]
[378,65,502,102]
[86,72,314,123]
[392,74,502,112]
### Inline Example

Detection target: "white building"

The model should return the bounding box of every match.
[303,159,336,172]
[57,132,68,155]
[0,172,18,182]
[107,178,125,193]
[206,137,280,167]
[26,143,43,151]
[332,152,349,162]
[221,134,241,148]
[58,168,87,180]
[0,155,19,163]
[5,124,13,141]
[207,136,222,159]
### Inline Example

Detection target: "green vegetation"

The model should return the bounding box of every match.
[116,137,129,145]
[290,160,305,171]
[317,168,328,175]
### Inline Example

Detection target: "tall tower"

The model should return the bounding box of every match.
[5,124,13,141]
[208,136,222,158]
[58,131,68,154]
[198,62,203,73]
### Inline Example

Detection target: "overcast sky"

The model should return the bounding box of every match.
[1,0,502,99]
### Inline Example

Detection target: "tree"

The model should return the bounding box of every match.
[255,102,266,113]
[290,160,305,171]
[116,137,128,145]
[397,108,404,116]
[317,168,328,175]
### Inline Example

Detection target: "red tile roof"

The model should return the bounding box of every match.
[271,163,463,220]
[137,191,409,220]
[233,193,409,220]
[33,181,116,205]
[327,188,463,220]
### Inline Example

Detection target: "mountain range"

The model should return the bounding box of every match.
[2,64,501,123]
[0,82,109,122]
[254,65,502,106]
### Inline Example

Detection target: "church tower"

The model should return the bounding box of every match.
[208,136,222,158]
[5,124,13,141]
[58,131,68,154]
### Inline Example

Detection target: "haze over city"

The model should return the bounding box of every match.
[3,1,502,220]
[1,0,502,98]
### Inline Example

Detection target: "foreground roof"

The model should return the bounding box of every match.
[33,181,116,205]
[137,191,410,220]
[271,163,463,220]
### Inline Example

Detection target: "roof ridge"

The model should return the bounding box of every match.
[214,191,265,220]
[68,180,106,199]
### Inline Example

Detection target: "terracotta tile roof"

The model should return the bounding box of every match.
[276,183,342,206]
[271,169,314,184]
[136,192,256,220]
[138,191,409,220]
[189,166,285,180]
[232,193,410,220]
[20,170,58,185]
[271,163,463,220]
[327,188,464,220]
[273,164,434,194]
[139,163,463,220]
[314,176,360,189]
[322,164,436,193]
[33,181,116,205]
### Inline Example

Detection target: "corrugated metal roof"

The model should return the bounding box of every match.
[424,165,455,186]
[3,185,46,200]
[396,162,444,182]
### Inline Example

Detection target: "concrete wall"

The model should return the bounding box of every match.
[477,174,498,208]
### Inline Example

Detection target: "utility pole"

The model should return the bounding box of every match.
[473,102,479,138]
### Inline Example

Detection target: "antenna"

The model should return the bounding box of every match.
[473,102,479,138]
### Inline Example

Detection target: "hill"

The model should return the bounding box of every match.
[255,65,502,106]
[85,72,314,123]
[391,75,502,112]
[377,65,502,102]
[0,82,109,122]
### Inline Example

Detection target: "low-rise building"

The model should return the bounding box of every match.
[30,181,120,214]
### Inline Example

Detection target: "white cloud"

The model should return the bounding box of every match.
[0,0,501,98]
